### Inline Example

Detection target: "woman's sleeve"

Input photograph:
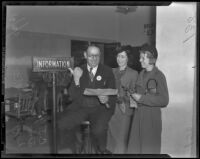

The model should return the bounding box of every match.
[138,72,169,107]
[130,71,139,92]
[106,68,117,110]
[123,71,138,105]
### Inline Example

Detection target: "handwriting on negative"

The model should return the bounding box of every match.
[183,16,196,43]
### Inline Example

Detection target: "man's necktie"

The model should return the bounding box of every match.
[89,67,94,82]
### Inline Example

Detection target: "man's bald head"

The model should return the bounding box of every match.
[84,45,101,68]
[86,45,101,55]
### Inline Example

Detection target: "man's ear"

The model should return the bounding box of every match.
[84,51,87,59]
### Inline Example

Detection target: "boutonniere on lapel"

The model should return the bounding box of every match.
[96,75,102,81]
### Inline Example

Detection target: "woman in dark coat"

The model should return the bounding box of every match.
[127,44,169,154]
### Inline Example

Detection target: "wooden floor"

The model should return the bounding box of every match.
[4,116,75,155]
[5,119,48,154]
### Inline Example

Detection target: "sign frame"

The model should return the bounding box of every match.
[32,57,74,72]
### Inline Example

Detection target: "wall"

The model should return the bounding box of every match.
[5,31,116,88]
[6,6,155,46]
[5,6,156,89]
[6,6,119,41]
[156,2,196,157]
[5,31,70,88]
[118,6,156,46]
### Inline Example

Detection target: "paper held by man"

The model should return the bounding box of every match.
[83,88,118,108]
[83,88,118,96]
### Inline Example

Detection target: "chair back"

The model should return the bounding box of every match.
[17,91,35,117]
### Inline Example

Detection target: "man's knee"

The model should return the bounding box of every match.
[58,115,75,130]
[57,110,85,130]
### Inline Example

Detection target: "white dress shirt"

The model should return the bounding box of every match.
[87,64,98,76]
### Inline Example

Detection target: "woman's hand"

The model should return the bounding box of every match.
[131,93,142,102]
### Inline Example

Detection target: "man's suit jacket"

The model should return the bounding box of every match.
[68,63,117,113]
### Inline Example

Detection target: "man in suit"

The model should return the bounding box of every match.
[58,45,117,154]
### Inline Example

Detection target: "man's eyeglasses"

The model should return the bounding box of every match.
[87,54,100,58]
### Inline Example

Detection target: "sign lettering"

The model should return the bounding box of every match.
[33,57,73,72]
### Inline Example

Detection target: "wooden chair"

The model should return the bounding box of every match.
[6,91,39,146]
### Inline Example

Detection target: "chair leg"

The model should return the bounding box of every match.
[14,119,24,140]
[13,125,22,140]
[15,124,28,147]
[6,124,20,138]
[38,124,47,145]
[27,124,39,147]
[27,136,36,147]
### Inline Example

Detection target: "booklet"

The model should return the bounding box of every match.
[83,88,118,96]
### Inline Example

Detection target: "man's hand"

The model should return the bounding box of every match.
[131,93,142,102]
[73,67,83,85]
[98,95,109,104]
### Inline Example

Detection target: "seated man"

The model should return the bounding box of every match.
[57,45,117,154]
